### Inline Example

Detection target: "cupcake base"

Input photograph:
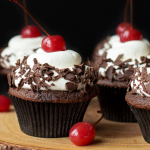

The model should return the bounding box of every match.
[98,84,137,122]
[128,103,150,143]
[9,94,91,138]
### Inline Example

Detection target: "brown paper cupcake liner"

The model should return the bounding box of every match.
[98,85,137,122]
[128,103,150,143]
[9,94,91,138]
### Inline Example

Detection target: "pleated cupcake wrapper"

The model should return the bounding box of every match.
[98,85,136,122]
[9,94,91,138]
[128,103,150,143]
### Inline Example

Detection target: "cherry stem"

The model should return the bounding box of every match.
[92,110,104,126]
[130,0,133,29]
[124,0,130,26]
[23,0,28,27]
[9,0,50,36]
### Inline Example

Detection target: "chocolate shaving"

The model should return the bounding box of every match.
[146,83,150,94]
[146,73,150,81]
[65,73,75,80]
[106,66,114,81]
[84,83,92,94]
[33,58,38,64]
[51,83,55,86]
[17,79,24,91]
[33,63,40,71]
[65,82,77,92]
[124,70,134,80]
[52,74,62,81]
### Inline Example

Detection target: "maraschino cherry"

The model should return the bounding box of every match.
[120,28,142,42]
[0,95,11,112]
[42,35,66,52]
[116,22,130,36]
[69,111,103,146]
[21,0,42,38]
[69,122,95,146]
[10,0,66,52]
[120,0,142,42]
[21,25,42,38]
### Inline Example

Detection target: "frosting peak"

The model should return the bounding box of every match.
[98,35,150,61]
[0,35,44,68]
[27,48,82,68]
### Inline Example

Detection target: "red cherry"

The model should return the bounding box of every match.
[21,25,42,38]
[0,95,11,112]
[69,122,95,146]
[120,28,142,43]
[116,22,131,36]
[41,35,66,52]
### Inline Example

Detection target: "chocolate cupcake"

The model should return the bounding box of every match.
[96,51,139,122]
[8,48,98,138]
[0,26,44,97]
[125,58,150,143]
[91,31,150,122]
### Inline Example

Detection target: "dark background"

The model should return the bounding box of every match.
[0,0,150,61]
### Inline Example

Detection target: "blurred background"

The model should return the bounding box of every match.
[0,0,150,61]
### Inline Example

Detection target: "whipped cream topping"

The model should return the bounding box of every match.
[98,35,150,78]
[0,35,44,68]
[12,49,96,91]
[98,35,150,61]
[130,67,150,97]
[27,48,82,69]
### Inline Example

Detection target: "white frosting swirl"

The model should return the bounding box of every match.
[14,49,95,91]
[1,35,44,68]
[27,48,82,68]
[98,35,150,61]
[98,35,150,76]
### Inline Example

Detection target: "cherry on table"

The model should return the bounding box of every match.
[120,28,142,43]
[69,122,95,146]
[0,95,11,112]
[21,25,42,38]
[41,35,66,52]
[116,22,130,36]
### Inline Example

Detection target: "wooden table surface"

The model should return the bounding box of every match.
[0,97,150,150]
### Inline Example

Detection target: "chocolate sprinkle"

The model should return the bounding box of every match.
[65,82,77,92]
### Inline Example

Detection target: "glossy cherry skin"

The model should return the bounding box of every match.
[0,95,11,112]
[120,28,142,43]
[69,122,95,146]
[41,35,66,52]
[116,22,130,36]
[21,25,42,38]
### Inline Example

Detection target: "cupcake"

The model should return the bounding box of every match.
[92,0,150,122]
[92,20,150,122]
[125,57,150,143]
[8,43,98,138]
[0,25,44,96]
